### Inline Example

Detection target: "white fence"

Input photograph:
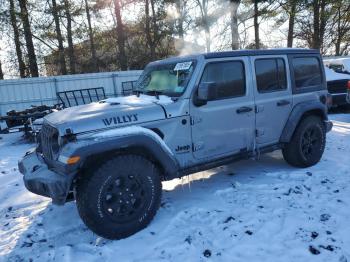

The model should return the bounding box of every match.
[0,70,142,116]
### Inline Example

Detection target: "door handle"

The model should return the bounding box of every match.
[236,106,253,114]
[277,100,290,106]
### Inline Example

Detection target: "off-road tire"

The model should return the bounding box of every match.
[282,116,326,168]
[76,154,162,239]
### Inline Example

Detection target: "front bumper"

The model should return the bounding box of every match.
[18,150,73,205]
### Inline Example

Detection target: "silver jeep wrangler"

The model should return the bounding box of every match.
[19,49,333,239]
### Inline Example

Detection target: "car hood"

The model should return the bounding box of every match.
[44,95,173,135]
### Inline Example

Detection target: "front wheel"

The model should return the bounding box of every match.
[76,154,162,239]
[282,116,326,168]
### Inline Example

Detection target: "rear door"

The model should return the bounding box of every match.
[251,55,292,146]
[190,57,256,159]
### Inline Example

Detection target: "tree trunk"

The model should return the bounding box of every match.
[64,0,76,74]
[175,0,184,40]
[230,0,240,50]
[51,0,67,75]
[145,0,155,60]
[84,0,98,72]
[0,59,4,80]
[198,0,210,52]
[18,0,39,77]
[9,0,26,78]
[114,0,127,70]
[150,0,159,57]
[318,0,327,51]
[253,0,260,49]
[312,0,320,49]
[287,0,296,47]
[335,6,341,56]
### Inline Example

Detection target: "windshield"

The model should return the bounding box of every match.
[135,61,196,97]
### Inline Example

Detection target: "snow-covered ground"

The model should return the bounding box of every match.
[0,114,350,262]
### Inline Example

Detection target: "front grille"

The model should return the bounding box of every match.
[41,123,59,161]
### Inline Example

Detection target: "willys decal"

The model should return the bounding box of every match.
[102,114,138,126]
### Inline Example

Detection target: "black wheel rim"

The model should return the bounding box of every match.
[101,174,148,223]
[301,126,321,159]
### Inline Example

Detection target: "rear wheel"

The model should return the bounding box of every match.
[76,154,162,239]
[282,116,326,168]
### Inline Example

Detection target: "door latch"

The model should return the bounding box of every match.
[192,142,204,151]
[190,116,202,125]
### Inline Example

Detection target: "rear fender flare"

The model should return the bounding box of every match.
[280,101,327,143]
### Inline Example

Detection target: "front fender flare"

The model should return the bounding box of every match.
[60,129,180,179]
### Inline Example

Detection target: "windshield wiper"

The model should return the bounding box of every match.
[145,90,162,99]
[132,89,144,97]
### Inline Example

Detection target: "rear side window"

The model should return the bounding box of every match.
[255,58,287,92]
[292,57,322,88]
[200,61,246,99]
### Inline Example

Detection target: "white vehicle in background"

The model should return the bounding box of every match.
[324,57,350,75]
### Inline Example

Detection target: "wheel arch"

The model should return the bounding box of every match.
[72,134,180,181]
[280,101,327,143]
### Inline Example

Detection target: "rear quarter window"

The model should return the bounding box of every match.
[292,57,322,88]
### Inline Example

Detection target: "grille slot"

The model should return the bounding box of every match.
[41,123,59,161]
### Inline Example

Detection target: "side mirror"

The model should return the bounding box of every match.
[195,82,217,106]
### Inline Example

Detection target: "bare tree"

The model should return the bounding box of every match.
[175,0,185,40]
[9,0,26,77]
[51,0,67,75]
[287,0,297,47]
[84,0,98,72]
[253,0,260,49]
[0,58,4,79]
[312,0,328,49]
[114,0,127,70]
[331,1,350,55]
[196,0,211,52]
[229,0,240,49]
[18,0,39,77]
[63,0,76,73]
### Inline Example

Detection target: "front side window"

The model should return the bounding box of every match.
[135,61,196,97]
[200,61,246,100]
[255,58,287,93]
[292,57,322,88]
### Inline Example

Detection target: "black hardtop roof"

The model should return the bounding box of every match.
[204,48,320,59]
[149,48,320,65]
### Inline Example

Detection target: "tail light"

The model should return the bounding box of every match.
[347,80,350,90]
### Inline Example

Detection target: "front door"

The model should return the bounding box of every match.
[251,55,293,146]
[190,58,256,160]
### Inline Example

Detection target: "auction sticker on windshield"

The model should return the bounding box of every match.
[174,61,192,71]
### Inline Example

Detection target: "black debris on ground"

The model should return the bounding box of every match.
[203,249,211,258]
[320,214,331,222]
[21,242,33,248]
[311,232,319,239]
[319,245,334,252]
[306,172,312,176]
[223,216,235,223]
[184,236,192,244]
[245,230,253,235]
[309,245,320,255]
